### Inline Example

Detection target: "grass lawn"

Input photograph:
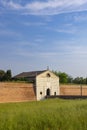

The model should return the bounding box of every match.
[0,99,87,130]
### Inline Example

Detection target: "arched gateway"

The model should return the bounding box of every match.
[46,88,50,96]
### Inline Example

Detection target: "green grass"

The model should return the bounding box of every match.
[0,99,87,130]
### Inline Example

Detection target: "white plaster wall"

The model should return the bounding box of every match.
[36,70,59,100]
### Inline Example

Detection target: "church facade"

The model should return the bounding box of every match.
[14,70,59,100]
[36,70,59,100]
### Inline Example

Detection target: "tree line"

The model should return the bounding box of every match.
[53,71,87,84]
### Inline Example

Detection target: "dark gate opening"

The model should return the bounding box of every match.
[46,88,50,96]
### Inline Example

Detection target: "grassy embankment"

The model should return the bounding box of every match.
[0,99,87,130]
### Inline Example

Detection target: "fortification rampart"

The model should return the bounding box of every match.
[60,84,87,96]
[0,83,87,103]
[0,82,36,103]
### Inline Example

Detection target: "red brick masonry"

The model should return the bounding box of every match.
[0,82,36,103]
[0,83,87,103]
[60,84,87,96]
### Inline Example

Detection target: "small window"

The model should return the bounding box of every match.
[47,73,51,77]
[54,92,56,96]
[40,92,42,95]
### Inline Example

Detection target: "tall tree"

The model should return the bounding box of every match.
[0,70,5,81]
[59,72,68,83]
[4,70,12,81]
[73,77,84,84]
[53,71,69,83]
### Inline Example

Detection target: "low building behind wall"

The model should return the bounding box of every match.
[0,82,36,103]
[60,84,87,96]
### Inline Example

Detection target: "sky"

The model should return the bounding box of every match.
[0,0,87,77]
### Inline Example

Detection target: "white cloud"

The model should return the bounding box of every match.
[34,38,44,43]
[1,0,87,15]
[15,48,62,60]
[13,39,87,60]
[0,29,21,37]
[46,23,77,34]
[23,22,46,26]
[56,28,76,34]
[60,43,87,57]
[74,14,87,22]
[1,0,22,10]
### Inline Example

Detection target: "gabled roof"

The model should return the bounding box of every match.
[14,70,47,78]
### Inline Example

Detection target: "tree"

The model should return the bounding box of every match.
[53,71,69,83]
[59,72,68,83]
[0,70,5,81]
[53,70,87,84]
[73,77,84,84]
[67,75,73,83]
[4,70,12,81]
[85,77,87,84]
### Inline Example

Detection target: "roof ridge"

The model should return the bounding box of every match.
[13,70,47,78]
[24,70,46,73]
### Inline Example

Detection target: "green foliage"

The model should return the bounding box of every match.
[53,70,87,85]
[53,71,73,84]
[12,77,34,83]
[0,69,12,81]
[73,77,87,84]
[0,70,5,81]
[4,70,12,81]
[58,72,68,83]
[1,69,87,85]
[0,99,87,130]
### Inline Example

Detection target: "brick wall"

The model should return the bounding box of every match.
[0,82,36,103]
[1,83,87,103]
[60,84,87,96]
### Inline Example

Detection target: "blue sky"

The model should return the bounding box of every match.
[0,0,87,77]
